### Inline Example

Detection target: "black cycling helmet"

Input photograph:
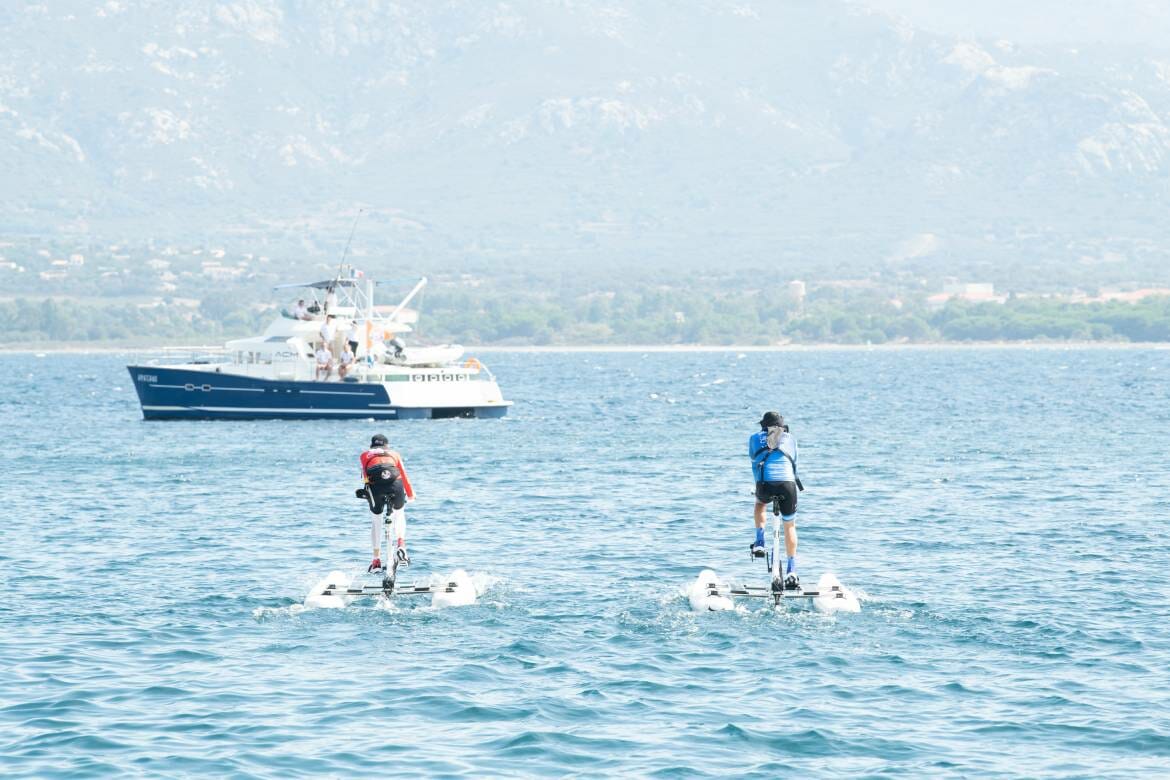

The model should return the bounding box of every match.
[759,411,784,429]
[370,433,388,448]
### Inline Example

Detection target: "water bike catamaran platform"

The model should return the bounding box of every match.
[305,557,477,609]
[304,484,478,609]
[316,580,463,599]
[127,268,512,421]
[689,494,861,612]
[702,580,852,606]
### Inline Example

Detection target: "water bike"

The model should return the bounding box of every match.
[312,487,465,602]
[690,494,858,611]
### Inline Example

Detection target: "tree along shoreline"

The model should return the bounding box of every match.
[4,341,1170,354]
[2,292,1169,347]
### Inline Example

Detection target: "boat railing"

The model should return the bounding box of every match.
[132,346,232,366]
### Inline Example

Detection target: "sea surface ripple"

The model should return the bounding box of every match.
[2,348,1169,777]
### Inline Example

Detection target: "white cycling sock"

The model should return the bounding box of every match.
[391,508,406,545]
[370,509,382,554]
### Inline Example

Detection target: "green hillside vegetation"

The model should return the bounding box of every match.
[414,284,1170,345]
[3,283,1169,346]
[0,297,271,345]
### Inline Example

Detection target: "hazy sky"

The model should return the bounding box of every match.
[859,0,1170,46]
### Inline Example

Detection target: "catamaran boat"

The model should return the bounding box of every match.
[127,270,512,420]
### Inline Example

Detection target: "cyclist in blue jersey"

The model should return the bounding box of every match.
[749,411,802,590]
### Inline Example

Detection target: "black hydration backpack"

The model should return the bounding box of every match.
[364,452,400,484]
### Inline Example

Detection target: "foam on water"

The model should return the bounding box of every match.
[251,603,309,620]
[431,568,476,607]
[467,571,502,596]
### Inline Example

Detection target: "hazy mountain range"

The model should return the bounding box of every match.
[3,0,1169,287]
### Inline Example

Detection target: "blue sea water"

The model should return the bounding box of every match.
[2,347,1169,777]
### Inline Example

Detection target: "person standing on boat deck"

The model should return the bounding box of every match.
[749,411,802,590]
[324,286,338,316]
[320,313,339,357]
[346,320,361,358]
[293,299,310,320]
[360,433,415,573]
[314,344,333,380]
[319,315,336,349]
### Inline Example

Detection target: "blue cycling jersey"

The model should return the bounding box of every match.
[749,430,798,483]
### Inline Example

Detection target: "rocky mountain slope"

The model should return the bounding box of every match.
[2,0,1169,285]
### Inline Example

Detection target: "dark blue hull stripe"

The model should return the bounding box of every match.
[143,408,402,420]
[127,365,509,420]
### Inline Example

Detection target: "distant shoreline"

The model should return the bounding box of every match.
[3,341,1169,355]
[473,342,1170,352]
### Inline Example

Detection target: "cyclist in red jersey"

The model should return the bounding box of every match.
[360,433,415,572]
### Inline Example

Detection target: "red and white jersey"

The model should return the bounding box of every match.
[360,447,415,500]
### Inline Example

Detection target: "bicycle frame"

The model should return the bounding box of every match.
[768,495,785,593]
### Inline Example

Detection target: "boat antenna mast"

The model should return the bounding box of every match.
[336,207,364,278]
